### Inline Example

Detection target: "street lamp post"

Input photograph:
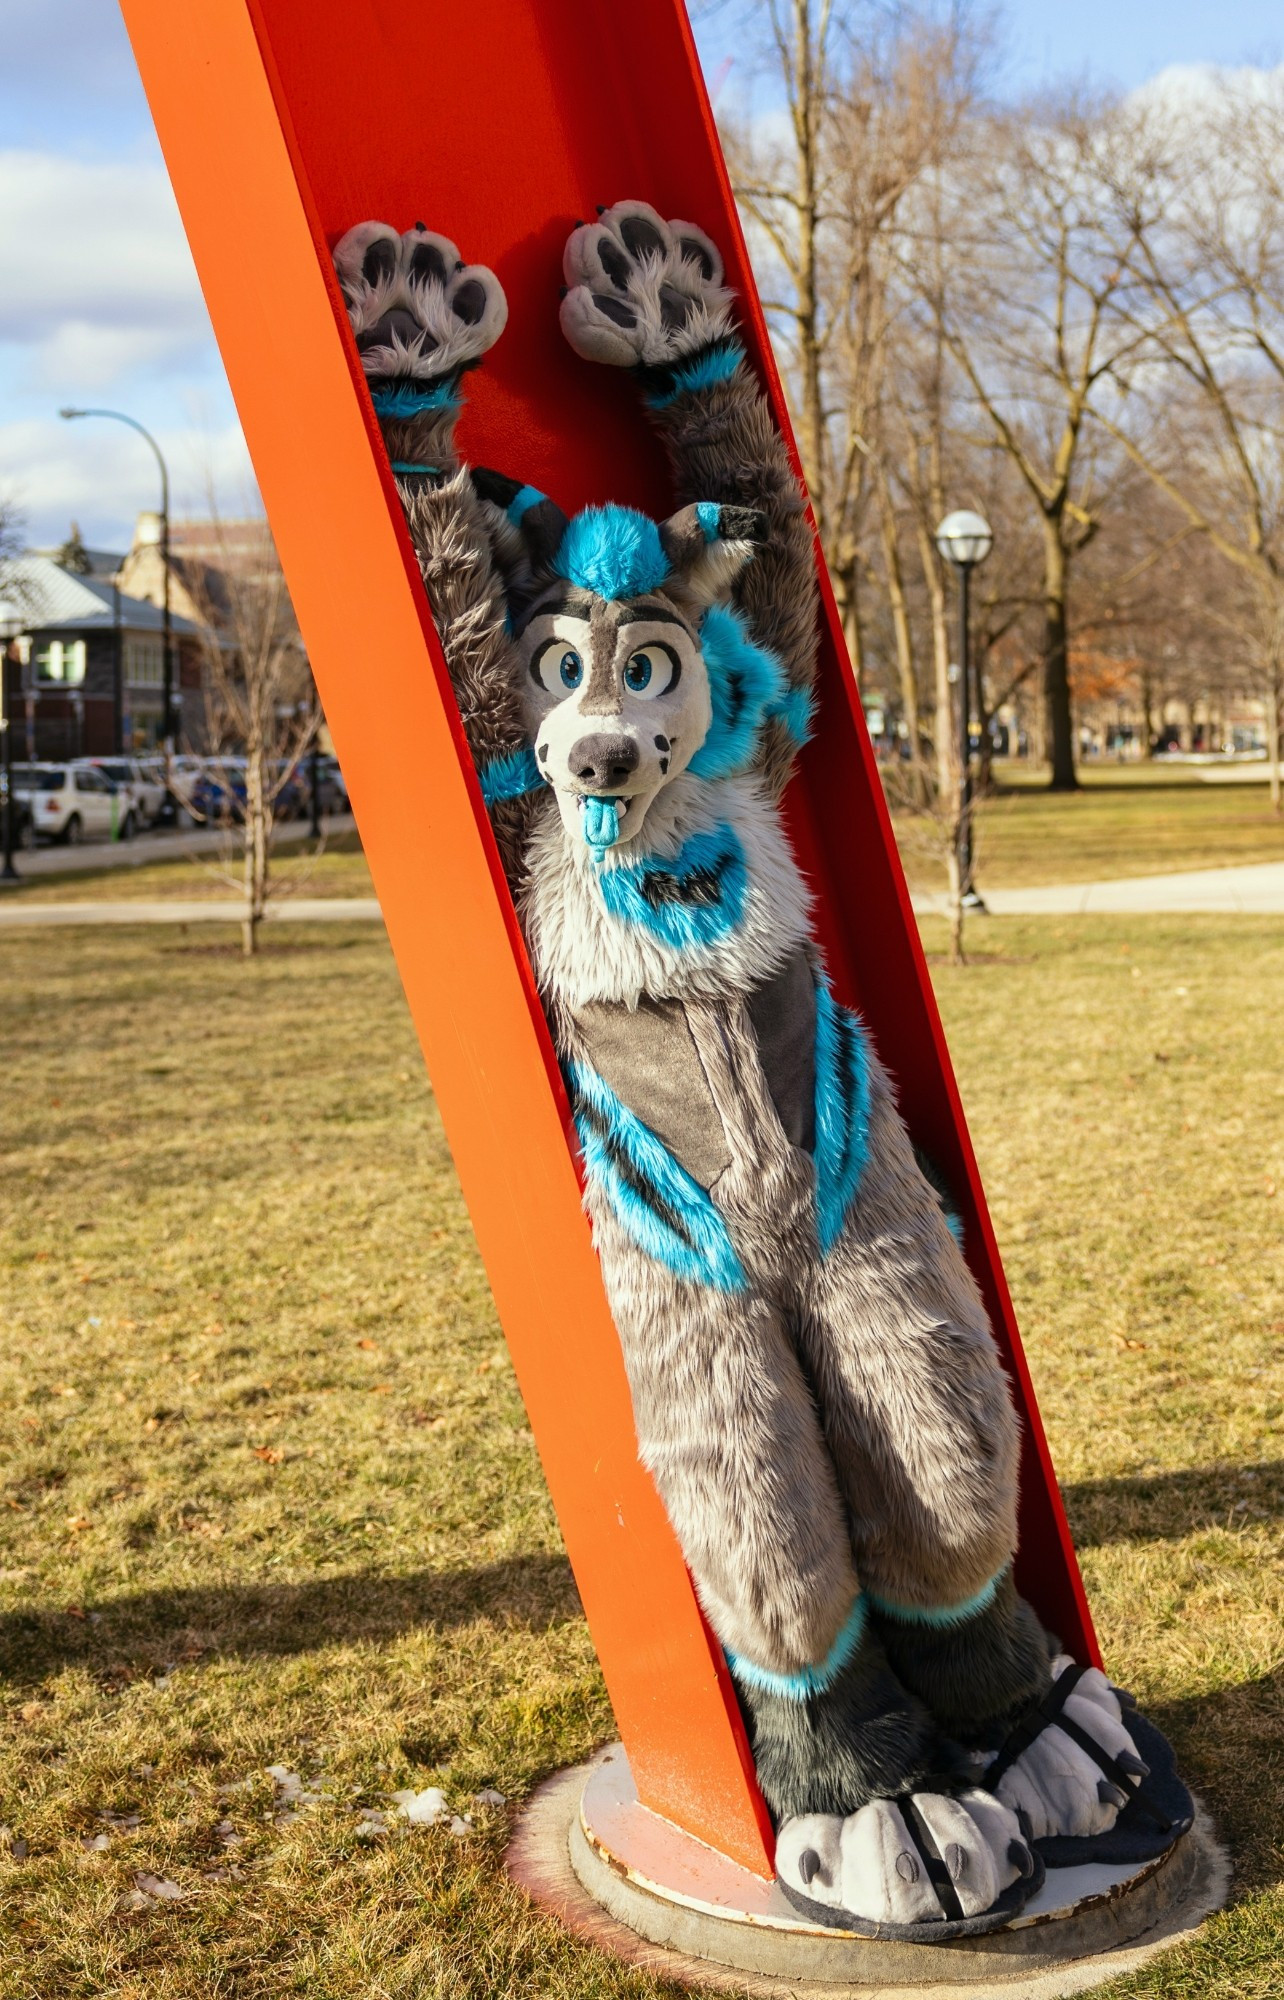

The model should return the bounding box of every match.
[59,406,175,818]
[934,509,994,912]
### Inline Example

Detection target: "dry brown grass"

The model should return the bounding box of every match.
[0,914,1280,1995]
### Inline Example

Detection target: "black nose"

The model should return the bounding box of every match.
[568,734,640,789]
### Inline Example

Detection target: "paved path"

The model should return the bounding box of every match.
[3,814,356,878]
[913,859,1284,917]
[3,857,1282,926]
[0,896,382,927]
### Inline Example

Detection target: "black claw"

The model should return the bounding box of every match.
[596,203,607,215]
[1117,1750,1150,1779]
[1098,1779,1130,1810]
[798,1847,821,1885]
[575,218,588,229]
[559,286,569,300]
[1008,1839,1034,1879]
[414,220,427,232]
[455,259,465,272]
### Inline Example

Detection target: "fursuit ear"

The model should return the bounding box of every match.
[657,503,766,610]
[470,466,570,583]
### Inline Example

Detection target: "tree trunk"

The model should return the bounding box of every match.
[876,477,925,796]
[242,741,270,957]
[915,517,953,798]
[1042,519,1078,791]
[1269,656,1283,816]
[1139,664,1155,759]
[945,840,966,967]
[833,555,863,686]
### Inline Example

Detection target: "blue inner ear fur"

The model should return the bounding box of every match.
[690,604,813,781]
[553,505,672,600]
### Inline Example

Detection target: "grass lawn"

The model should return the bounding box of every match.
[0,915,1281,1997]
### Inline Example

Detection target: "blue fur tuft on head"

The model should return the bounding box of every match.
[553,505,672,601]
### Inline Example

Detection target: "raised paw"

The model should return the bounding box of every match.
[332,220,507,382]
[560,199,734,368]
[993,1656,1149,1841]
[776,1789,1032,1929]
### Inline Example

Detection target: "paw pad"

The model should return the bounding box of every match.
[332,220,507,382]
[560,199,733,368]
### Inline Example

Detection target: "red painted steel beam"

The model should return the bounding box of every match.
[119,0,1098,1879]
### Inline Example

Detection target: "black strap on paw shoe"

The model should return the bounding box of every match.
[896,1795,965,1923]
[985,1666,1172,1833]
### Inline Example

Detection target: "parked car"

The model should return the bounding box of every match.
[9,762,135,844]
[0,770,35,849]
[189,757,248,824]
[313,753,349,815]
[73,756,166,827]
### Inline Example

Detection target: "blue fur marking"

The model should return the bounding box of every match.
[390,461,439,477]
[945,1209,965,1246]
[478,744,542,807]
[813,978,873,1253]
[867,1567,1007,1630]
[553,505,671,600]
[775,682,815,748]
[570,1062,747,1292]
[696,500,721,542]
[726,1595,868,1700]
[690,604,789,782]
[507,484,545,524]
[582,796,621,854]
[645,339,746,409]
[597,822,747,950]
[371,381,458,418]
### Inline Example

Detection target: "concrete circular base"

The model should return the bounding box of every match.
[506,1745,1230,1998]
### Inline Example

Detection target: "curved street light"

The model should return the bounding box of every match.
[59,407,176,813]
[935,510,993,910]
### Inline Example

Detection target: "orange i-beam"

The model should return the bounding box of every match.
[119,0,1099,1879]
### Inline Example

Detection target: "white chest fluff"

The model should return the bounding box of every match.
[521,771,813,1011]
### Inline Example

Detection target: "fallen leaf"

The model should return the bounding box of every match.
[67,1517,92,1534]
[252,1446,283,1465]
[371,1383,393,1395]
[65,1604,88,1619]
[1111,1334,1148,1352]
[356,1338,379,1352]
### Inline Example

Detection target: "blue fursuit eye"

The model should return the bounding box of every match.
[622,644,680,699]
[532,637,587,695]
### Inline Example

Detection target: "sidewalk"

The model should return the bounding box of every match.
[1,813,356,879]
[0,897,382,927]
[912,859,1284,917]
[3,855,1282,926]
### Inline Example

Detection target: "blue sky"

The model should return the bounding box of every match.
[2,0,1282,554]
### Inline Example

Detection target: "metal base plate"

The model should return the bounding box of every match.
[506,1745,1230,1997]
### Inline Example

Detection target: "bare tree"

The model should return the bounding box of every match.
[1091,79,1284,807]
[190,514,318,953]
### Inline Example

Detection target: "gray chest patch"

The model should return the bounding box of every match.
[572,994,732,1189]
[572,947,818,1189]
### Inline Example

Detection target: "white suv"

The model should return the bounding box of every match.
[10,763,136,844]
[75,757,166,826]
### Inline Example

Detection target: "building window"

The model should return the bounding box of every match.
[125,635,165,687]
[33,639,86,684]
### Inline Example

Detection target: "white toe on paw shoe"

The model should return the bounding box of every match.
[777,1789,1033,1929]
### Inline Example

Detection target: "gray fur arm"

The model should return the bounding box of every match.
[641,348,818,797]
[332,220,544,890]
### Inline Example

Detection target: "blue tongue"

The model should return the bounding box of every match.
[582,796,621,855]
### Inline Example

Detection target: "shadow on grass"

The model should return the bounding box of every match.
[1060,1459,1284,1547]
[1149,1667,1284,1896]
[0,1552,579,1688]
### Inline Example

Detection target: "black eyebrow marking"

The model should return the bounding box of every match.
[617,605,692,631]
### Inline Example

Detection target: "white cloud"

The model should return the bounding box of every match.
[0,149,212,379]
[0,416,255,552]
